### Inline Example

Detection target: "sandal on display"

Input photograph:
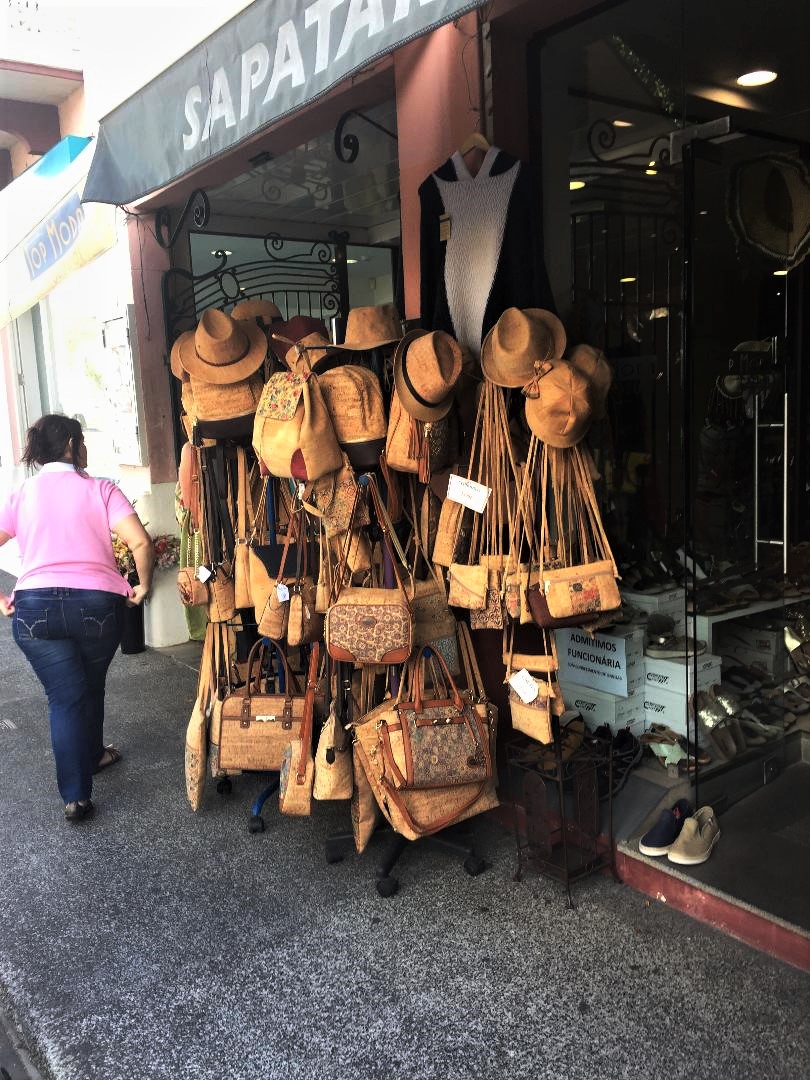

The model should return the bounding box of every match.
[781,688,810,715]
[645,614,707,659]
[721,665,762,694]
[738,713,781,743]
[784,627,810,675]
[692,691,737,760]
[94,745,122,774]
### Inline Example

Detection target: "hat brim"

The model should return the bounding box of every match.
[170,338,185,380]
[177,318,266,384]
[480,308,567,388]
[394,329,455,421]
[524,396,590,448]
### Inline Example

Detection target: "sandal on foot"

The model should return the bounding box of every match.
[65,800,94,821]
[94,745,122,773]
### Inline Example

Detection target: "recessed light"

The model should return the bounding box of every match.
[620,276,637,284]
[736,70,777,87]
[569,180,586,191]
[346,258,358,264]
[773,269,788,276]
[648,160,656,168]
[645,169,658,176]
[613,119,633,128]
[699,210,709,216]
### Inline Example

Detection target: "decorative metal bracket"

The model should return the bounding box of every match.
[155,188,211,249]
[334,109,397,164]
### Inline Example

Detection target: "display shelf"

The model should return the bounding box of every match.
[692,596,793,653]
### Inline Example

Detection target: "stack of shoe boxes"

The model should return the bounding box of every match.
[641,652,723,736]
[714,623,788,681]
[556,626,645,733]
[621,587,685,634]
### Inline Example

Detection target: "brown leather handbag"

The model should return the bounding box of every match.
[278,643,320,816]
[218,639,306,772]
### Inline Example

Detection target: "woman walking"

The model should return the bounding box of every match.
[0,415,153,820]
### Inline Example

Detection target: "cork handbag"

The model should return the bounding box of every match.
[278,643,320,816]
[313,700,353,801]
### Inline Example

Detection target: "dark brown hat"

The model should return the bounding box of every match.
[480,307,567,388]
[524,358,593,448]
[394,329,463,421]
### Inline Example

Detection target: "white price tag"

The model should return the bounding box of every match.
[196,565,212,583]
[276,582,290,602]
[446,473,492,514]
[508,668,539,704]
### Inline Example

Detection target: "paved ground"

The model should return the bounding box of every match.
[0,571,808,1080]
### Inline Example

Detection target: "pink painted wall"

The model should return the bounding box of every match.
[126,215,176,484]
[394,14,482,321]
[58,85,89,138]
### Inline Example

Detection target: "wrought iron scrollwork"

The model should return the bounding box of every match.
[154,188,210,250]
[333,109,397,164]
[587,119,617,162]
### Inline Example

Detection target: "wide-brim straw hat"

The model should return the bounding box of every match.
[231,298,283,325]
[269,315,330,361]
[170,337,185,380]
[728,153,810,269]
[176,309,266,385]
[568,344,612,420]
[524,358,593,448]
[394,329,463,421]
[480,307,566,388]
[337,303,403,351]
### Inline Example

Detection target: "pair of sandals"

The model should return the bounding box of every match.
[639,723,710,773]
[645,614,706,660]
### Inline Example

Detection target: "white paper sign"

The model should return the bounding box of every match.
[508,668,539,704]
[446,474,492,514]
[276,583,290,602]
[196,565,212,583]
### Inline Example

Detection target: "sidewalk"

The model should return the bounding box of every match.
[0,570,808,1080]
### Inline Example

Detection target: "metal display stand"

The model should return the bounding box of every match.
[509,720,616,906]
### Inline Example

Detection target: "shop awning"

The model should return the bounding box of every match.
[0,137,118,330]
[83,0,483,207]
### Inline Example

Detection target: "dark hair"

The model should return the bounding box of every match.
[22,414,84,471]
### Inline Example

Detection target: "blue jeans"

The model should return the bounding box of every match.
[13,588,124,803]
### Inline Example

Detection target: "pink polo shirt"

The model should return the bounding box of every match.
[0,463,135,597]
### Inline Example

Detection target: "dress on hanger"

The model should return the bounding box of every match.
[418,147,556,357]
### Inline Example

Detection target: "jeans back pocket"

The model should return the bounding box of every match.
[80,606,118,640]
[13,606,49,641]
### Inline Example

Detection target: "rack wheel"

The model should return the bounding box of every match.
[324,839,344,864]
[216,778,232,796]
[376,875,399,898]
[248,815,265,834]
[464,856,487,877]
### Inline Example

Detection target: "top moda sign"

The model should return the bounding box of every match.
[84,0,482,207]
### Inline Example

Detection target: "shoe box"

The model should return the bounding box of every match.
[642,656,722,737]
[714,624,789,679]
[555,625,644,698]
[558,680,645,734]
[621,587,685,634]
[643,652,723,695]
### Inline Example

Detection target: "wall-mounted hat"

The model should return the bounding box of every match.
[231,298,283,325]
[176,309,266,385]
[394,329,462,421]
[567,344,612,420]
[728,153,810,269]
[480,307,567,388]
[524,358,593,448]
[338,303,403,351]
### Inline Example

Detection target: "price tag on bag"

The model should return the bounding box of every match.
[446,473,491,514]
[276,583,290,602]
[508,668,539,704]
[196,565,212,583]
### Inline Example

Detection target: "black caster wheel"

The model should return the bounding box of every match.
[376,875,399,898]
[216,778,232,796]
[324,839,344,864]
[248,815,265,834]
[464,856,487,877]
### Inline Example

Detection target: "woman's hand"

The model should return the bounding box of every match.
[0,594,15,616]
[126,584,150,607]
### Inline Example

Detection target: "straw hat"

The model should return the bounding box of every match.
[728,154,810,269]
[568,344,612,420]
[176,309,266,384]
[338,303,402,351]
[279,332,336,373]
[480,307,567,388]
[231,298,283,325]
[169,337,186,380]
[394,329,462,421]
[524,358,593,448]
[270,315,330,362]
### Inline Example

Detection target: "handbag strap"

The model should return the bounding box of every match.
[293,643,320,784]
[458,621,486,702]
[409,644,465,713]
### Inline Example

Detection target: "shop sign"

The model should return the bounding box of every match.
[84,0,483,206]
[556,627,644,698]
[23,193,85,281]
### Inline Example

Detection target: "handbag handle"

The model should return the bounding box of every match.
[409,644,465,714]
[242,637,299,708]
[292,643,320,785]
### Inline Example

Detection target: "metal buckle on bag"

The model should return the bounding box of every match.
[255,715,277,724]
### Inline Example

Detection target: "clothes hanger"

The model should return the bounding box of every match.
[458,131,491,157]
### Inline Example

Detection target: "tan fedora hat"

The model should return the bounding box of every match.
[568,344,612,419]
[231,298,283,325]
[524,359,593,448]
[338,303,403,350]
[394,329,462,421]
[480,307,567,388]
[176,309,266,384]
[169,337,186,380]
[278,332,336,373]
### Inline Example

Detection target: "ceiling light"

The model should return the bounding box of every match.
[736,70,777,87]
[346,258,358,264]
[569,180,586,191]
[211,249,232,256]
[773,269,788,276]
[699,210,709,216]
[648,160,656,168]
[620,276,637,284]
[613,119,633,128]
[645,168,658,175]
